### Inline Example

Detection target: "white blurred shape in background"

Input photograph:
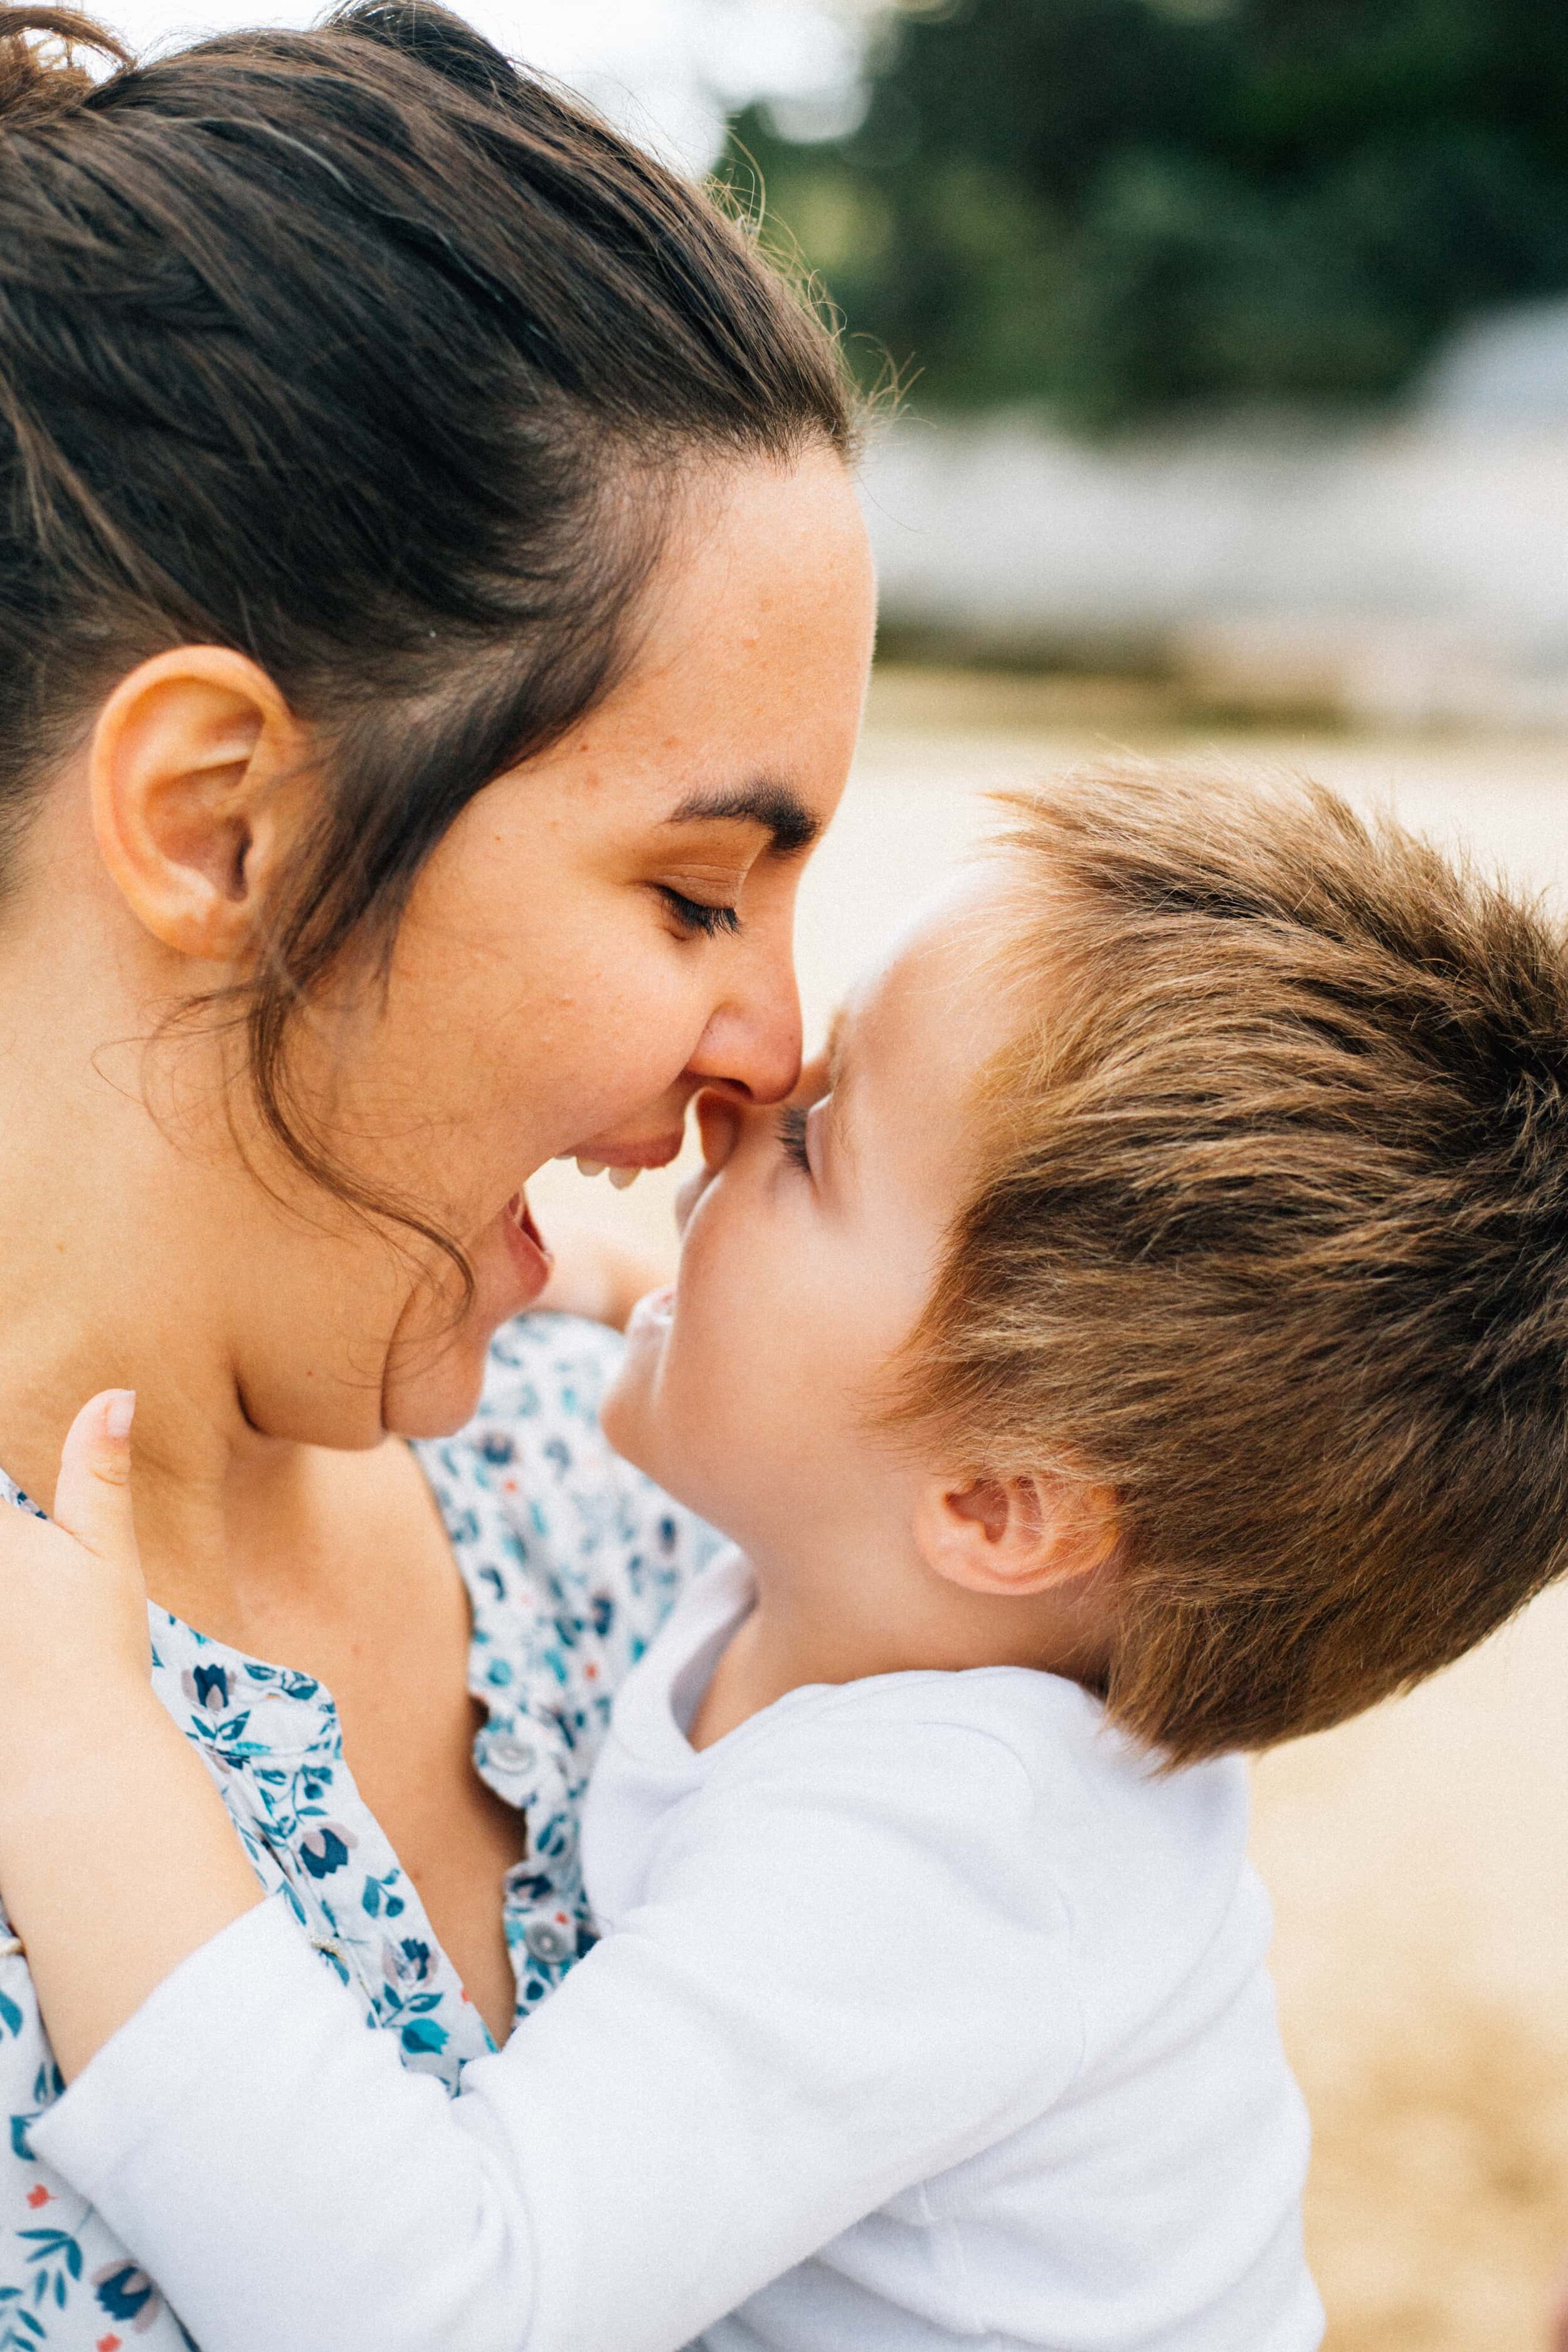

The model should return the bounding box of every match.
[98,0,880,172]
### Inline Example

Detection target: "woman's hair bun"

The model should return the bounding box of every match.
[0,4,131,125]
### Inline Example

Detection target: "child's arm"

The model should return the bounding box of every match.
[1,1401,1075,2352]
[0,1394,263,2078]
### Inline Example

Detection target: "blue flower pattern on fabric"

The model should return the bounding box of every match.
[0,1315,721,2348]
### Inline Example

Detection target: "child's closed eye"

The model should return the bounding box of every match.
[777,1104,812,1173]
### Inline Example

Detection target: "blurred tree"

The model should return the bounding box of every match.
[721,0,1568,425]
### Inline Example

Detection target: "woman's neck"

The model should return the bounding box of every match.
[0,780,440,1637]
[0,1136,281,1632]
[0,1176,406,1651]
[0,945,354,1634]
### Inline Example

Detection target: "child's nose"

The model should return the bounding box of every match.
[695,1090,743,1174]
[675,1091,745,1236]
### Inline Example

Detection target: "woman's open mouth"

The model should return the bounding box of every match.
[503,1190,553,1300]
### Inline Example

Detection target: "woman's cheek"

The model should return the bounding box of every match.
[545,966,704,1128]
[489,1012,688,1168]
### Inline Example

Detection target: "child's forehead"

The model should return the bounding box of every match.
[827,887,1015,1119]
[821,1002,852,1092]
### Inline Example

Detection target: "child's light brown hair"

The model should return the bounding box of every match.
[900,764,1568,1764]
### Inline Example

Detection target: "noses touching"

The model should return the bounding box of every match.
[683,936,804,1112]
[573,935,803,1176]
[675,1091,752,1236]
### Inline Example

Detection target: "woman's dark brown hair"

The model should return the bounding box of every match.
[0,0,855,1256]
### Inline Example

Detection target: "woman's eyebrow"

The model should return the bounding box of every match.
[668,784,820,856]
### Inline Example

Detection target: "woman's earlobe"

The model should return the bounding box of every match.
[913,1470,1120,1599]
[88,648,307,964]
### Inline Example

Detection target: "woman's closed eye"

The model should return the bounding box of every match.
[659,887,741,940]
[778,1103,812,1173]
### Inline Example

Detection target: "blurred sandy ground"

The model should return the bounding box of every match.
[529,667,1568,2350]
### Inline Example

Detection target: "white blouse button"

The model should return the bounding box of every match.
[523,1916,574,1965]
[486,1732,538,1777]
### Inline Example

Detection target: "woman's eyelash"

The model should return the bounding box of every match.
[659,887,741,940]
[778,1104,812,1172]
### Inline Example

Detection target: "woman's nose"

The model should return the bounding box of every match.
[684,929,803,1108]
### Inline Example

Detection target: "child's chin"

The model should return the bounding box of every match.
[601,1374,704,1521]
[598,1357,657,1473]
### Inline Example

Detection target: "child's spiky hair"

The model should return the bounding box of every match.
[897,765,1568,1762]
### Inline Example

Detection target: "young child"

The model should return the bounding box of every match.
[4,765,1568,2352]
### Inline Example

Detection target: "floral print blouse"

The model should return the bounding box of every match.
[0,1314,720,2350]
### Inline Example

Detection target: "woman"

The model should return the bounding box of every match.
[0,3,874,2338]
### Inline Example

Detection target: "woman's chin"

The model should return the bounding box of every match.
[381,1212,550,1438]
[381,1331,493,1441]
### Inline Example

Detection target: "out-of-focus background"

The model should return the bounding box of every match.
[111,0,1568,2339]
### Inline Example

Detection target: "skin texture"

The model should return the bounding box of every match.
[0,448,876,2042]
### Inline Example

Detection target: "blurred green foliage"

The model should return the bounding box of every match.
[720,0,1568,426]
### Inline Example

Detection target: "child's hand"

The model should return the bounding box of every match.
[0,1392,152,1785]
[536,1222,674,1332]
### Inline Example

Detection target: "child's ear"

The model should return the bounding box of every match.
[913,1469,1120,1599]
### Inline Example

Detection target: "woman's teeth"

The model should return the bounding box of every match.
[565,1156,641,1189]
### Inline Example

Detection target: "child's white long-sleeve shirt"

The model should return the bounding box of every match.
[34,1550,1322,2352]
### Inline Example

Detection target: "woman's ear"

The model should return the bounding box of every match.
[88,649,311,963]
[913,1468,1120,1599]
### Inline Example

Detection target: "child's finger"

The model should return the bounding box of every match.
[51,1391,140,1568]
